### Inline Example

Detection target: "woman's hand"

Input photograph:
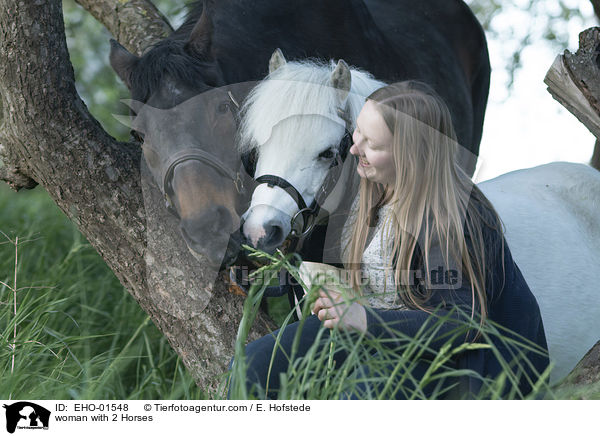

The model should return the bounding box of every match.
[311,288,367,334]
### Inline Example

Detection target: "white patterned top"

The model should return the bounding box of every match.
[341,194,407,310]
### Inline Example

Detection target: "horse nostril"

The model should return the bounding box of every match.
[264,223,283,246]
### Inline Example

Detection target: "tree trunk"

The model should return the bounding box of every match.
[0,0,274,392]
[544,27,600,171]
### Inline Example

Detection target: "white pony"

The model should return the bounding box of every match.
[238,49,385,252]
[237,50,600,383]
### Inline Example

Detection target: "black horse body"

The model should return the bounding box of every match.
[111,0,489,268]
[174,0,488,165]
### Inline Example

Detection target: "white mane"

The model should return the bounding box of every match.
[237,59,386,154]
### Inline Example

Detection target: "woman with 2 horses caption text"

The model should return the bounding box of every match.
[227,81,550,400]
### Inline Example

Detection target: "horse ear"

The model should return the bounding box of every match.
[268,48,287,74]
[329,59,352,103]
[185,2,214,58]
[109,39,139,89]
[120,99,144,114]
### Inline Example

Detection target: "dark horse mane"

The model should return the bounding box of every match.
[129,42,212,103]
[128,1,216,104]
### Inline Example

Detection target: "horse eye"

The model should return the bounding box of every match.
[318,147,336,160]
[217,102,230,114]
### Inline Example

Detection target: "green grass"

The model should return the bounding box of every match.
[0,184,203,400]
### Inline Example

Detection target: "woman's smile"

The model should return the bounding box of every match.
[350,100,395,184]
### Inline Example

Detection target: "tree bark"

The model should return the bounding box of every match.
[545,27,600,170]
[0,0,274,393]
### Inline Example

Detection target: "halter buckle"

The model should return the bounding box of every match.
[290,207,316,238]
[234,172,244,194]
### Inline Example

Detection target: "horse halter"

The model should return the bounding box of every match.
[253,125,353,240]
[151,91,246,217]
[161,148,246,217]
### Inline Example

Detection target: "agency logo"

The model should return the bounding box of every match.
[2,402,50,434]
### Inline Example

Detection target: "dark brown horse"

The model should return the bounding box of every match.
[109,0,490,268]
[126,85,254,269]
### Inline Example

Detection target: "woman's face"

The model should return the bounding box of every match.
[350,100,395,185]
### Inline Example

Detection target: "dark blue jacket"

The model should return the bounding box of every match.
[364,192,550,398]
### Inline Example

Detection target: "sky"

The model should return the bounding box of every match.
[473,0,597,183]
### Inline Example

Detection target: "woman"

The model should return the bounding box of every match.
[228,81,550,399]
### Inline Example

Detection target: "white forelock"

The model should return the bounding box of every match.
[237,59,386,155]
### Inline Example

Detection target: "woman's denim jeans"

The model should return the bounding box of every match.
[226,314,450,399]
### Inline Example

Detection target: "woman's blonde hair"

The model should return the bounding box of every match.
[343,81,505,325]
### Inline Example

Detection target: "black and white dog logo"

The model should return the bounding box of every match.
[3,402,50,433]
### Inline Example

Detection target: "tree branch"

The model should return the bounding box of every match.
[545,27,600,170]
[74,0,173,55]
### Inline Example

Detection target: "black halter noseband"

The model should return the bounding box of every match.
[252,128,353,242]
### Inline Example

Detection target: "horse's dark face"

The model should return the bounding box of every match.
[110,37,252,269]
[135,85,249,268]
